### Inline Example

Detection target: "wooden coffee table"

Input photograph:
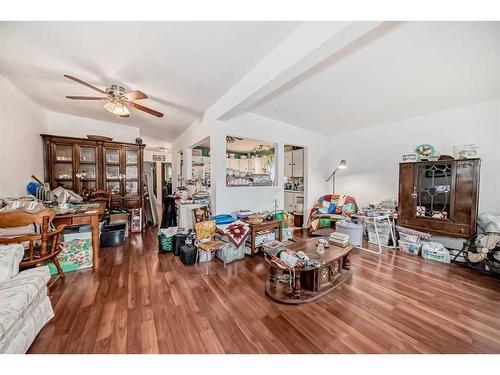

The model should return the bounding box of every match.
[265,237,353,304]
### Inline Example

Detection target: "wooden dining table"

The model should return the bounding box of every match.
[50,202,104,271]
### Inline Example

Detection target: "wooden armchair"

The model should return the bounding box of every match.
[0,209,66,288]
[89,189,112,222]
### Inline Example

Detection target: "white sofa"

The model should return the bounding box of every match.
[0,244,54,353]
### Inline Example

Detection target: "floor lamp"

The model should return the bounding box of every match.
[326,160,347,195]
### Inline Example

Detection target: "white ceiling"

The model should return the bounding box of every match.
[0,21,298,140]
[249,21,500,134]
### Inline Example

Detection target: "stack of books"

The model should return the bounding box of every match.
[329,232,350,247]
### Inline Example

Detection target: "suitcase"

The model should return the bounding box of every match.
[180,244,197,266]
[173,231,189,256]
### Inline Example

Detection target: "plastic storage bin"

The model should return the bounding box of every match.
[399,232,420,243]
[421,241,450,263]
[335,220,364,246]
[399,240,422,255]
[63,227,92,243]
[100,223,126,247]
[366,222,392,245]
[216,242,246,264]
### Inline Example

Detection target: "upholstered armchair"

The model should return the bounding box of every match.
[307,194,358,235]
[0,244,54,353]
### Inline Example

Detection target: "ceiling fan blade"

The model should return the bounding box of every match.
[64,75,107,95]
[127,102,164,118]
[123,90,148,101]
[66,96,108,100]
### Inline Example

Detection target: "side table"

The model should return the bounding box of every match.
[246,219,283,254]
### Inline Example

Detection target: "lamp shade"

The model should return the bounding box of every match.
[104,101,130,116]
[338,159,348,169]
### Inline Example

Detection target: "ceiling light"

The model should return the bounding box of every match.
[104,101,130,116]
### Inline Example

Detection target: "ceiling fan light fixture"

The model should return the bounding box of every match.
[104,101,130,117]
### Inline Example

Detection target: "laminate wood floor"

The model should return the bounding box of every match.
[28,229,500,354]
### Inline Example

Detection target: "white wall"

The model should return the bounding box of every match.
[46,111,140,143]
[329,98,500,214]
[172,112,330,220]
[0,75,48,197]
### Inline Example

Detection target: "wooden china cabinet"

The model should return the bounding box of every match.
[398,159,480,239]
[41,134,145,209]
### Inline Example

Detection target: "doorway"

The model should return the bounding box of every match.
[161,162,173,197]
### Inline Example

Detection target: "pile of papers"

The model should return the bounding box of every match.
[329,232,350,247]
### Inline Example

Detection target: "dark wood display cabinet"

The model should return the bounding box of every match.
[41,134,145,210]
[398,159,480,238]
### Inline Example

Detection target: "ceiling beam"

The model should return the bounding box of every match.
[216,21,386,121]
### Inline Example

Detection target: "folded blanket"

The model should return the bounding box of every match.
[217,220,250,248]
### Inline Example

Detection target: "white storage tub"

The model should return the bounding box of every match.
[335,220,363,246]
[366,222,392,246]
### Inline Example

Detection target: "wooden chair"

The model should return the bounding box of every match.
[192,205,211,226]
[0,209,66,288]
[194,220,225,275]
[89,189,112,222]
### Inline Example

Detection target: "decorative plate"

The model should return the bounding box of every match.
[414,144,436,160]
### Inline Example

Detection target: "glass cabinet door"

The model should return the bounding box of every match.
[103,147,123,196]
[80,147,96,163]
[54,162,73,190]
[126,150,138,164]
[125,165,138,179]
[416,163,453,220]
[125,181,138,196]
[105,149,120,164]
[77,146,98,195]
[106,165,120,180]
[54,144,73,162]
[124,148,139,196]
[53,144,74,189]
[106,181,121,194]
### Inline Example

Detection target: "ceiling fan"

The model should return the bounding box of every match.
[64,75,164,118]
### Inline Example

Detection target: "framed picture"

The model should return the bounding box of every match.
[402,153,418,162]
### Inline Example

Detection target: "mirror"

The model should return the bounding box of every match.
[225,136,277,187]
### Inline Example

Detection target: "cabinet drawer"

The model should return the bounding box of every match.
[402,217,471,238]
[125,199,141,209]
